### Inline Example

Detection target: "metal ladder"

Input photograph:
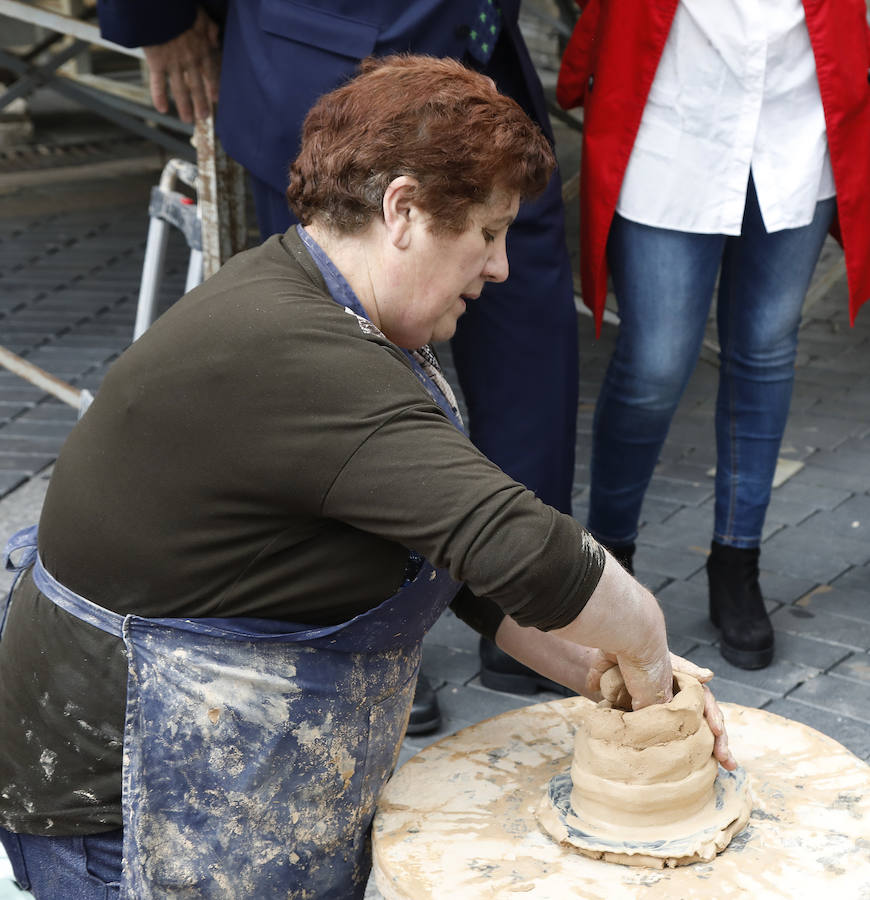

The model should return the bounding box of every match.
[133,158,204,340]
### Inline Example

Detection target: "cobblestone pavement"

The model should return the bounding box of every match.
[1,63,869,900]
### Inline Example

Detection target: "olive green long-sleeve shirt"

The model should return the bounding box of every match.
[0,228,603,834]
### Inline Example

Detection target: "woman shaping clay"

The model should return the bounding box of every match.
[539,668,751,868]
[0,55,732,898]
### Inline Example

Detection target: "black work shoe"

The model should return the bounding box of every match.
[479,637,574,696]
[604,541,636,576]
[707,541,774,670]
[406,673,441,735]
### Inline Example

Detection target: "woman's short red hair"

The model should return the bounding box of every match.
[287,54,555,234]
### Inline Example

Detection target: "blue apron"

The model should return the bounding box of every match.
[1,232,468,898]
[4,531,460,898]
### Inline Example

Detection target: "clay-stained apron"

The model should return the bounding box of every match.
[4,525,461,899]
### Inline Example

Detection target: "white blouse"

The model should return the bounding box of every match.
[616,0,836,235]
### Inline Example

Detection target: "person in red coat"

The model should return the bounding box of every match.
[558,0,870,670]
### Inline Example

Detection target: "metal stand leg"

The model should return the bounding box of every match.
[133,216,171,341]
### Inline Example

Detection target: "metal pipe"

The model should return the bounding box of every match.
[0,0,144,59]
[0,345,82,410]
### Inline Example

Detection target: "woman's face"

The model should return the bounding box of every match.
[378,190,519,349]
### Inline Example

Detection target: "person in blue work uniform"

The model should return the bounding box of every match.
[96,0,583,729]
[0,57,733,899]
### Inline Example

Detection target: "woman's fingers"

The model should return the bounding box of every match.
[670,651,714,684]
[617,651,674,710]
[702,683,737,770]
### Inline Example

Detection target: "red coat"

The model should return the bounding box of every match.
[558,0,870,333]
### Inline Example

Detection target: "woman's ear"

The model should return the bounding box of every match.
[382,176,421,250]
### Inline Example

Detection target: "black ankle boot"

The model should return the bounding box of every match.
[707,541,774,670]
[604,542,635,576]
[479,637,574,696]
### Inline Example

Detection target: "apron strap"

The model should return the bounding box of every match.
[3,523,38,573]
[2,524,39,635]
[2,524,123,639]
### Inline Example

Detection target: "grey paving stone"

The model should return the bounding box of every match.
[800,496,870,545]
[465,673,575,706]
[67,323,133,337]
[633,543,708,581]
[790,462,870,495]
[637,496,685,528]
[804,395,870,422]
[645,475,714,507]
[0,436,66,455]
[663,418,716,449]
[0,420,76,440]
[657,578,708,613]
[418,644,480,687]
[635,570,670,595]
[763,698,870,761]
[423,609,479,655]
[667,634,701,658]
[793,366,862,390]
[782,413,865,451]
[0,403,31,420]
[16,404,77,424]
[0,454,53,472]
[689,674,772,709]
[403,683,535,750]
[639,505,714,551]
[787,516,870,564]
[394,743,420,772]
[685,643,815,697]
[0,471,28,497]
[831,562,870,593]
[684,564,815,607]
[770,605,870,651]
[829,651,870,686]
[807,347,870,375]
[787,672,870,724]
[807,437,870,475]
[768,479,853,512]
[772,631,852,672]
[792,584,870,624]
[761,528,866,581]
[659,597,719,645]
[764,495,822,528]
[26,349,114,369]
[0,378,46,403]
[48,335,127,351]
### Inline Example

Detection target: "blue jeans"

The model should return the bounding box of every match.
[588,178,836,549]
[0,826,122,899]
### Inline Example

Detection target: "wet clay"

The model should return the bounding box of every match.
[536,670,752,867]
[373,700,870,898]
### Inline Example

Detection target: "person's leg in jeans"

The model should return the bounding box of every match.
[0,826,122,899]
[588,215,725,563]
[708,180,835,668]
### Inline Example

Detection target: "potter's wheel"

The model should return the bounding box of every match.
[372,698,870,898]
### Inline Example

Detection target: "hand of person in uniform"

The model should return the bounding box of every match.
[143,7,221,122]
